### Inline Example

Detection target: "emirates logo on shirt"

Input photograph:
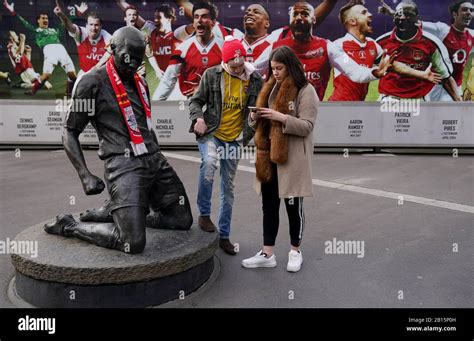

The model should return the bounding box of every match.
[413,50,424,61]
[359,51,367,59]
[305,47,324,58]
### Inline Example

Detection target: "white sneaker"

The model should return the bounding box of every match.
[242,250,277,268]
[287,250,303,272]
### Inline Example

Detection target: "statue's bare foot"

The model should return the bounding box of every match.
[79,200,113,222]
[44,214,76,236]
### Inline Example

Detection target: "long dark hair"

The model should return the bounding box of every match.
[268,46,308,89]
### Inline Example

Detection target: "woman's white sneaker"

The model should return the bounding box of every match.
[242,251,277,268]
[287,250,303,272]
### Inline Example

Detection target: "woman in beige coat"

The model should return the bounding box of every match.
[242,46,319,272]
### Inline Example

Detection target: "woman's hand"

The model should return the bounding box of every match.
[250,110,260,121]
[258,108,288,124]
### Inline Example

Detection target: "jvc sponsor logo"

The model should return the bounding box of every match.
[156,46,172,55]
[86,52,104,61]
[18,315,55,335]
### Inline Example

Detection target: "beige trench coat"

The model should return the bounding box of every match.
[254,83,319,198]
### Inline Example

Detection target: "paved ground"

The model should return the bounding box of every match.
[0,149,472,308]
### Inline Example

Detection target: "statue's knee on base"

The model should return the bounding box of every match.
[112,206,147,254]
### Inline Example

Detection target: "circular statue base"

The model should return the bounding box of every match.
[9,218,218,308]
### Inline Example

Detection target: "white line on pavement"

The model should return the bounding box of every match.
[163,152,474,214]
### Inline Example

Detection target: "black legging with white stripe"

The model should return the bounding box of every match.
[261,164,305,247]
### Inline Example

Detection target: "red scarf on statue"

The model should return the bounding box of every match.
[106,57,152,156]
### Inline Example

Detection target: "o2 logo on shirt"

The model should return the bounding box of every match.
[452,49,467,64]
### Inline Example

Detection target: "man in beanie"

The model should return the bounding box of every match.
[189,36,263,255]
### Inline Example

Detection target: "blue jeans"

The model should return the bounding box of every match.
[197,136,240,239]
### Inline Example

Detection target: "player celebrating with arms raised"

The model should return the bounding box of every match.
[155,2,224,100]
[379,0,472,101]
[377,1,462,101]
[3,0,77,95]
[54,1,111,76]
[255,1,393,100]
[330,0,441,101]
[7,31,53,90]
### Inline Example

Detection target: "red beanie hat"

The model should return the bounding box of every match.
[222,36,246,63]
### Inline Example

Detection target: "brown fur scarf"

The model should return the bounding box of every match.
[254,75,299,183]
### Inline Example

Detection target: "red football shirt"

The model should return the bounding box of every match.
[169,36,223,95]
[16,55,33,74]
[72,26,111,72]
[273,35,331,100]
[241,35,272,64]
[422,22,473,87]
[8,44,33,74]
[443,27,473,86]
[330,33,383,101]
[377,27,453,98]
[150,30,181,71]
